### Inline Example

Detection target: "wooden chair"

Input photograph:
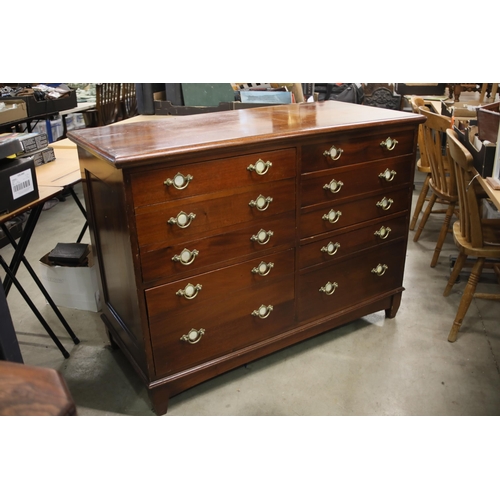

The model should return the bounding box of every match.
[443,129,500,342]
[121,83,138,120]
[413,106,457,267]
[82,83,122,127]
[409,97,431,231]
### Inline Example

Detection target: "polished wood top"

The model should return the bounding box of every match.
[68,102,425,169]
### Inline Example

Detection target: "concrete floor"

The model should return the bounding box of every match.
[1,171,500,416]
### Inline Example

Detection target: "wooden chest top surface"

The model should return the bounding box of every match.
[68,101,424,168]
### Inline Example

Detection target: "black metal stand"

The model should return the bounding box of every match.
[1,205,80,351]
[0,255,69,358]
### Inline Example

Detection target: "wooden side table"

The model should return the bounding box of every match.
[0,361,76,416]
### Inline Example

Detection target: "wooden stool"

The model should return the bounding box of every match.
[0,361,76,416]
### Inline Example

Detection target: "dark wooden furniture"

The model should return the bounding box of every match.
[68,102,424,414]
[362,84,402,110]
[0,360,76,415]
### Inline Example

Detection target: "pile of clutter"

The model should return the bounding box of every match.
[0,84,73,102]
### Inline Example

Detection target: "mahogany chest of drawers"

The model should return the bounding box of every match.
[68,101,424,414]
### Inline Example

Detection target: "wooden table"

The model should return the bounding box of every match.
[36,147,81,188]
[476,173,500,211]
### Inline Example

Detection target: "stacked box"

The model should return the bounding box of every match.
[0,156,39,215]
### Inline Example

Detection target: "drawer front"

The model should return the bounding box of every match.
[299,187,409,239]
[298,241,406,322]
[135,179,295,248]
[301,128,415,173]
[149,274,295,377]
[130,148,296,207]
[145,248,295,314]
[301,155,413,208]
[140,211,296,284]
[299,214,408,270]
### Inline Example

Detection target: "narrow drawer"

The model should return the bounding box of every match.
[299,214,408,270]
[297,241,406,322]
[140,211,296,284]
[130,148,296,207]
[135,178,295,248]
[149,274,295,377]
[301,128,415,173]
[299,187,409,239]
[300,155,413,208]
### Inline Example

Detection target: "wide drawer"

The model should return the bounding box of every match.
[145,248,294,314]
[130,148,296,207]
[135,178,295,248]
[300,154,413,208]
[301,128,415,173]
[140,210,296,285]
[149,273,295,377]
[299,214,408,270]
[299,187,409,239]
[297,240,406,322]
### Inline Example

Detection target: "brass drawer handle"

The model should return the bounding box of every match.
[321,242,340,256]
[376,197,393,211]
[249,194,273,211]
[176,283,202,300]
[172,248,199,265]
[380,137,398,151]
[322,209,342,224]
[319,281,338,295]
[251,304,273,319]
[168,211,196,228]
[379,168,397,182]
[323,179,344,194]
[164,172,193,190]
[251,261,274,276]
[374,226,391,240]
[323,145,343,161]
[371,264,388,276]
[250,229,274,245]
[247,159,272,175]
[180,328,205,344]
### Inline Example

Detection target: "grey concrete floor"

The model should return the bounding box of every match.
[1,173,499,416]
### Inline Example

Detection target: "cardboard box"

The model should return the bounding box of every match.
[0,99,28,125]
[0,132,49,159]
[39,248,101,312]
[0,156,39,215]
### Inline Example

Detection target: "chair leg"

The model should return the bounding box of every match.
[430,202,456,267]
[414,192,437,242]
[409,174,430,231]
[444,252,466,296]
[448,258,484,342]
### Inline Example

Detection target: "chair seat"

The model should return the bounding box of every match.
[452,220,500,258]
